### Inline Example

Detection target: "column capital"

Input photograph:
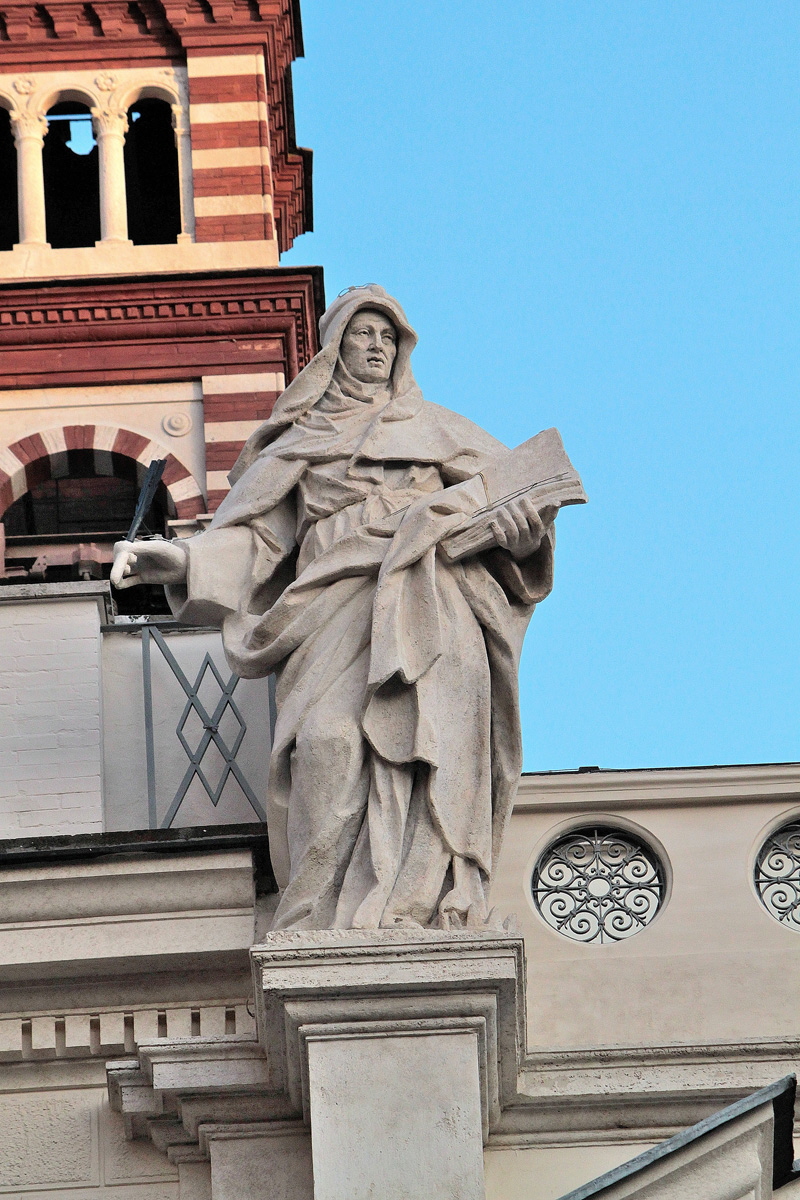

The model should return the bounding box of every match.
[91,105,128,141]
[9,109,48,145]
[171,102,189,139]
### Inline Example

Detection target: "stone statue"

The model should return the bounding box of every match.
[112,286,582,932]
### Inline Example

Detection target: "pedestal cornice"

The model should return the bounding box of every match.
[250,928,526,1140]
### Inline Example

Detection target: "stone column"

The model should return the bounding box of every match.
[91,106,131,245]
[251,930,526,1200]
[172,103,195,243]
[10,110,49,247]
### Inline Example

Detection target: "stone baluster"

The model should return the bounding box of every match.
[10,110,49,246]
[91,106,131,244]
[172,103,195,242]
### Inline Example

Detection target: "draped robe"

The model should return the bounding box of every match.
[166,287,556,931]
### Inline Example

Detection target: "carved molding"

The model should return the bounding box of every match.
[0,275,319,365]
[171,102,189,139]
[8,107,48,141]
[0,65,184,125]
[515,761,800,813]
[91,105,128,139]
[162,412,193,437]
[0,294,302,331]
[0,271,323,395]
[0,1003,253,1063]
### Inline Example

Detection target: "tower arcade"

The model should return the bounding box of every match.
[0,0,321,592]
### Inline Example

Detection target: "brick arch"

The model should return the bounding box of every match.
[0,424,205,520]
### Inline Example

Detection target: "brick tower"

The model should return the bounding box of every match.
[0,0,323,836]
[0,0,322,582]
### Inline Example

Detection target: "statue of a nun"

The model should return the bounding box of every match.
[112,286,563,932]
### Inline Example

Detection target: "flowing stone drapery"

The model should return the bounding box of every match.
[153,286,580,932]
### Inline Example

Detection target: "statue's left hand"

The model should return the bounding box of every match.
[488,495,555,561]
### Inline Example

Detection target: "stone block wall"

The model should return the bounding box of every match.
[0,583,105,837]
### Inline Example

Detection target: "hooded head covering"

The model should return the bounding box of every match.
[229,286,423,484]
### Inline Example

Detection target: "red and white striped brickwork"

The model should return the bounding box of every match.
[202,370,285,510]
[188,52,276,245]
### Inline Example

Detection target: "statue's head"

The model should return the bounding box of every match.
[340,308,398,384]
[228,287,422,483]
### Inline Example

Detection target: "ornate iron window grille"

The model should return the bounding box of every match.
[142,625,267,829]
[532,826,665,944]
[754,821,800,929]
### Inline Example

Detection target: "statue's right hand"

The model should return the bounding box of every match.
[111,539,188,589]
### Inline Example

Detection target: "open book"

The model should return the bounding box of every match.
[439,427,587,563]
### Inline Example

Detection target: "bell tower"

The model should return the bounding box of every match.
[0,0,322,589]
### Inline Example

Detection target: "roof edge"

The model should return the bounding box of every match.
[557,1075,797,1200]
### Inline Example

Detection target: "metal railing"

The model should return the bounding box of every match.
[141,625,267,829]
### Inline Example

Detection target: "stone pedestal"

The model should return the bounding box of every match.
[250,929,526,1200]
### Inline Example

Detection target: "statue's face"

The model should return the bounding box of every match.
[340,309,398,384]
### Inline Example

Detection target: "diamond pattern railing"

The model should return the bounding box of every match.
[141,625,266,828]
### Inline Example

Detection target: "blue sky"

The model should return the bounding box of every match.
[283,1,800,772]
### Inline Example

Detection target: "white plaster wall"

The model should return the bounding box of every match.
[484,1143,658,1200]
[102,626,271,831]
[492,768,800,1050]
[0,586,104,837]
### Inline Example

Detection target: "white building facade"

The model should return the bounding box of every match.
[0,2,799,1197]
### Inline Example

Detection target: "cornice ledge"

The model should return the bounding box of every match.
[107,1036,297,1163]
[521,1034,800,1073]
[515,763,800,811]
[488,1080,791,1147]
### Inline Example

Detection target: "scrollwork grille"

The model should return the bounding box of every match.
[531,826,665,944]
[754,822,800,929]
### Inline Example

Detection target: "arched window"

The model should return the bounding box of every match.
[43,101,101,248]
[0,107,18,251]
[124,98,181,245]
[3,453,168,538]
[3,475,167,537]
[2,452,171,613]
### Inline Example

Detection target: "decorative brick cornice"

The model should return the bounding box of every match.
[0,267,323,387]
[0,0,182,62]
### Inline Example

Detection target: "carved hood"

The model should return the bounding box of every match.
[228,285,423,484]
